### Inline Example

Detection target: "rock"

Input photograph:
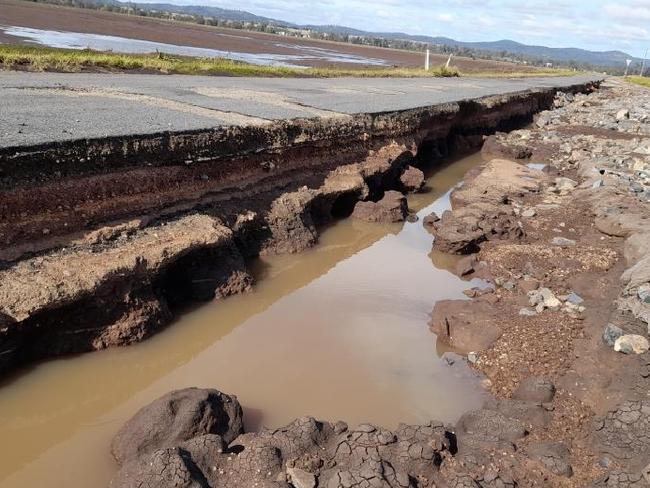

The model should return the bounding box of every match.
[467,352,479,364]
[111,388,244,465]
[111,447,209,488]
[616,109,630,121]
[456,409,528,443]
[528,287,562,312]
[502,281,516,291]
[406,214,419,223]
[603,323,624,347]
[400,166,425,192]
[429,299,502,353]
[592,179,604,188]
[614,334,650,354]
[452,159,546,208]
[536,113,552,127]
[287,467,317,488]
[552,237,576,247]
[566,292,584,305]
[351,191,408,223]
[521,208,536,218]
[638,284,650,304]
[527,442,573,477]
[490,398,551,427]
[554,177,578,193]
[456,255,478,276]
[512,377,556,403]
[519,308,537,317]
[430,204,524,254]
[422,211,440,226]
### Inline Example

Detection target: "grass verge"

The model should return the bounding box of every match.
[626,76,650,88]
[0,44,459,77]
[0,44,576,78]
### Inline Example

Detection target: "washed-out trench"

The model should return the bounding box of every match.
[0,80,600,487]
[0,152,488,488]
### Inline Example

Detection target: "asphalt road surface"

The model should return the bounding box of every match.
[0,72,601,148]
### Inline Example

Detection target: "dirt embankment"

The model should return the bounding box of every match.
[0,80,598,376]
[101,80,650,488]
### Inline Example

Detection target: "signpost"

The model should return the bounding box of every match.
[640,49,648,77]
[624,58,632,76]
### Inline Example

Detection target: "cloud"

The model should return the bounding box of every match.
[136,0,649,56]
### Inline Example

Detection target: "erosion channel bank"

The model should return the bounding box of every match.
[0,78,600,487]
[0,152,486,488]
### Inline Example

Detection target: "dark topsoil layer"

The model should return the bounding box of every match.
[0,0,536,72]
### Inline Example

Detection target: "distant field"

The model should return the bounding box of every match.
[0,0,545,73]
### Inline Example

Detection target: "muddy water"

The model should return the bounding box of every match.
[0,153,486,488]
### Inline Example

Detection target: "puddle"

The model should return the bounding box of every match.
[0,25,389,67]
[0,152,486,488]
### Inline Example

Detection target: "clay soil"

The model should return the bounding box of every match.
[0,0,537,72]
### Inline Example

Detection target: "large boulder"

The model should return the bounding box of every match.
[429,204,524,254]
[111,388,244,465]
[352,191,409,223]
[429,299,502,353]
[456,409,528,447]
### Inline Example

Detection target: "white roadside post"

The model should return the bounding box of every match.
[624,58,632,76]
[425,49,430,71]
[640,49,648,77]
[445,54,453,69]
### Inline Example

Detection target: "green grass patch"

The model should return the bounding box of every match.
[626,75,650,88]
[0,44,578,78]
[0,44,461,77]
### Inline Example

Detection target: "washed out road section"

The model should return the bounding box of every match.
[0,72,600,148]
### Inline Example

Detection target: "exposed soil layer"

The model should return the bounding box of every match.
[0,0,538,72]
[0,80,599,376]
[105,80,650,488]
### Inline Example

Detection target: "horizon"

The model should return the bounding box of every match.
[133,0,650,58]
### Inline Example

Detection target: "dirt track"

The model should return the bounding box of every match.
[0,0,536,72]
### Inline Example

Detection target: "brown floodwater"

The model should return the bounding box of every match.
[0,152,487,488]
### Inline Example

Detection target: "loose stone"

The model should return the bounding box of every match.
[614,334,650,354]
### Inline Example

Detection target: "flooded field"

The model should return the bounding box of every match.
[0,153,487,488]
[0,25,389,67]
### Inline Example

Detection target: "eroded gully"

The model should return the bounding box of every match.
[0,152,488,488]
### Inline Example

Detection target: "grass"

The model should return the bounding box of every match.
[626,75,650,88]
[0,44,459,77]
[0,44,576,78]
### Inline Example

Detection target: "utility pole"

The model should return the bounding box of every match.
[640,48,648,77]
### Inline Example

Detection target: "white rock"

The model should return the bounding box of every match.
[616,109,630,121]
[528,287,562,312]
[614,334,649,354]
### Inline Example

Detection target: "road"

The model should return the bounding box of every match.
[0,72,600,148]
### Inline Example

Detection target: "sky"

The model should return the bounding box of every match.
[137,0,650,57]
